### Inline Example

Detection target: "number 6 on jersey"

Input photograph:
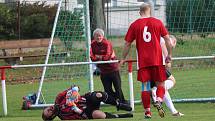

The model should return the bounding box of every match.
[143,26,151,42]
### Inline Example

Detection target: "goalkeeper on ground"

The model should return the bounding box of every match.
[151,35,184,117]
[42,85,132,120]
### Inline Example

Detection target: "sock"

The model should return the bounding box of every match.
[151,87,157,102]
[165,80,174,90]
[163,91,177,114]
[104,112,133,119]
[117,113,133,118]
[141,91,151,111]
[105,112,118,118]
[156,85,165,102]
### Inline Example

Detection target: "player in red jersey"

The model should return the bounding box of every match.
[120,2,172,118]
[42,85,132,120]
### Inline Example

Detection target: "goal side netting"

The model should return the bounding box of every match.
[33,0,215,108]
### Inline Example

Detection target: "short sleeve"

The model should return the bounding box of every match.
[160,37,165,45]
[160,21,168,37]
[125,23,136,43]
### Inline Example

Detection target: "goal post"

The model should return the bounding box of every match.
[35,0,63,105]
[34,0,95,105]
[34,0,215,107]
[1,0,214,113]
[104,0,215,104]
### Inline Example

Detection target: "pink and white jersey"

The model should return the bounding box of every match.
[160,37,166,65]
[125,17,168,69]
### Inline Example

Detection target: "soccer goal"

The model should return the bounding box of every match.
[31,0,93,107]
[33,0,215,107]
[104,0,215,103]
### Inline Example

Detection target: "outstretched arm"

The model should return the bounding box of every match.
[163,35,172,63]
[120,42,132,65]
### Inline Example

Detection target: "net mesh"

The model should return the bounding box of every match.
[1,0,214,105]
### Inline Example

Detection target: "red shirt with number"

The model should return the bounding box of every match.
[125,17,168,69]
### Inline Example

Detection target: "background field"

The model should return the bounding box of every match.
[0,67,215,121]
[0,0,215,120]
[0,37,215,121]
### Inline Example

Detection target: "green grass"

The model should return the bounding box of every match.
[0,68,215,121]
[0,37,214,120]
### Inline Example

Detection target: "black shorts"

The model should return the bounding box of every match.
[150,69,172,88]
[166,69,172,78]
[83,91,103,119]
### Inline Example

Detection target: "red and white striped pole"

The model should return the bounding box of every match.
[127,60,135,111]
[1,66,12,116]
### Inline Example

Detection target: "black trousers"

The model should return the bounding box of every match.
[100,71,125,102]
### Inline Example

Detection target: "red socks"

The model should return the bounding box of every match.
[141,91,151,109]
[156,85,165,102]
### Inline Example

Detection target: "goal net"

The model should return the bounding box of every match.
[3,0,213,108]
[104,0,215,103]
[33,0,93,106]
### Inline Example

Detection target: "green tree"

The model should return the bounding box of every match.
[21,13,49,38]
[19,1,57,39]
[0,4,16,39]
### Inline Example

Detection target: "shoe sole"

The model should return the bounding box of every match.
[157,108,165,118]
[144,115,152,119]
[154,103,165,118]
[172,112,184,117]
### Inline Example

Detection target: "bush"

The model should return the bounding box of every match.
[21,13,49,38]
[0,2,57,40]
[19,1,57,39]
[0,1,85,42]
[0,4,16,39]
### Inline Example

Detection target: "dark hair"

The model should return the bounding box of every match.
[42,106,57,121]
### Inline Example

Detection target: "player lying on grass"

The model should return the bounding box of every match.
[42,85,133,120]
[151,35,184,117]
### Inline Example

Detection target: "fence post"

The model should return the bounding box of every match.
[128,61,134,111]
[1,69,7,116]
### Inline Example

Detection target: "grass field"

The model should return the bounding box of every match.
[0,36,214,120]
[0,103,215,121]
[0,67,215,121]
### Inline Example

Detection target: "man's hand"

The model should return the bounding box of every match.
[165,55,172,63]
[80,112,88,119]
[165,62,171,70]
[95,55,102,60]
[72,106,83,114]
[119,60,126,66]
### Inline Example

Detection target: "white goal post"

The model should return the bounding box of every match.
[1,0,215,116]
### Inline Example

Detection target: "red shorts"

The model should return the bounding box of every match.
[137,66,167,82]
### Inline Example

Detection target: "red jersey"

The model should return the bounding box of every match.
[55,89,87,120]
[125,17,168,69]
[90,38,119,74]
